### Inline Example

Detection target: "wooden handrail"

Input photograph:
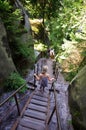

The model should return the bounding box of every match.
[0,82,27,107]
[47,81,62,130]
[53,82,62,130]
[0,82,28,118]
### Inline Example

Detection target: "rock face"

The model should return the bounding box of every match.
[12,0,34,73]
[0,19,16,82]
[68,65,86,130]
[0,0,34,86]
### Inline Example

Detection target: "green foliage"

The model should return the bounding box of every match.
[0,0,86,82]
[25,1,39,18]
[34,42,47,51]
[16,42,32,58]
[5,9,23,35]
[81,50,86,57]
[45,0,84,52]
[25,0,62,18]
[0,0,35,71]
[0,0,11,15]
[4,72,27,92]
[12,37,35,64]
[0,1,24,36]
[0,0,26,42]
[66,71,77,81]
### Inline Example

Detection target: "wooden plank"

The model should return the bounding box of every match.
[34,92,48,98]
[11,91,35,130]
[17,125,33,130]
[32,95,48,102]
[23,116,45,124]
[24,109,46,120]
[19,118,45,130]
[27,103,47,113]
[30,99,47,106]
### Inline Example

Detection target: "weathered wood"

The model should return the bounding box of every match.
[24,109,46,120]
[14,94,20,116]
[27,103,47,113]
[33,95,48,102]
[19,118,45,130]
[17,125,32,130]
[23,116,45,124]
[16,87,49,130]
[34,92,48,98]
[30,99,47,106]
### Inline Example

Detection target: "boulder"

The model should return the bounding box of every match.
[68,65,86,130]
[0,19,16,83]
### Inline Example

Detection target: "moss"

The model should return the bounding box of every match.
[72,117,86,130]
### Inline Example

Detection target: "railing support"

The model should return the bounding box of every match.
[14,94,20,116]
[34,64,36,86]
[37,63,39,75]
[47,105,56,124]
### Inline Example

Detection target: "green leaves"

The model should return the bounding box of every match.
[4,72,27,92]
[0,0,11,12]
[5,9,23,34]
[46,0,85,52]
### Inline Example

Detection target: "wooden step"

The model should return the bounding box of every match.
[33,95,48,102]
[17,125,32,130]
[24,109,46,121]
[30,99,47,107]
[34,92,48,98]
[27,103,47,113]
[23,116,45,124]
[19,118,45,130]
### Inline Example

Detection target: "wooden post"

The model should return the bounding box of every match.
[34,64,36,86]
[37,63,39,75]
[47,106,56,124]
[14,94,20,116]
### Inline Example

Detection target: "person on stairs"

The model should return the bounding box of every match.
[34,65,55,92]
[50,48,55,59]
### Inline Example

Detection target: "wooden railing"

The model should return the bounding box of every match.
[0,82,35,124]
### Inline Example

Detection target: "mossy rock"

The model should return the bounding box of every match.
[68,65,86,130]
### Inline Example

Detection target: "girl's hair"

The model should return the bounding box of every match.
[42,65,48,73]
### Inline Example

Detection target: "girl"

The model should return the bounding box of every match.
[34,65,55,92]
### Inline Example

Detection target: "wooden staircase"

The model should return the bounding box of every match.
[17,91,50,130]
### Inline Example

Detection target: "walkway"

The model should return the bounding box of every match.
[17,91,49,130]
[16,58,73,130]
[17,58,54,130]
